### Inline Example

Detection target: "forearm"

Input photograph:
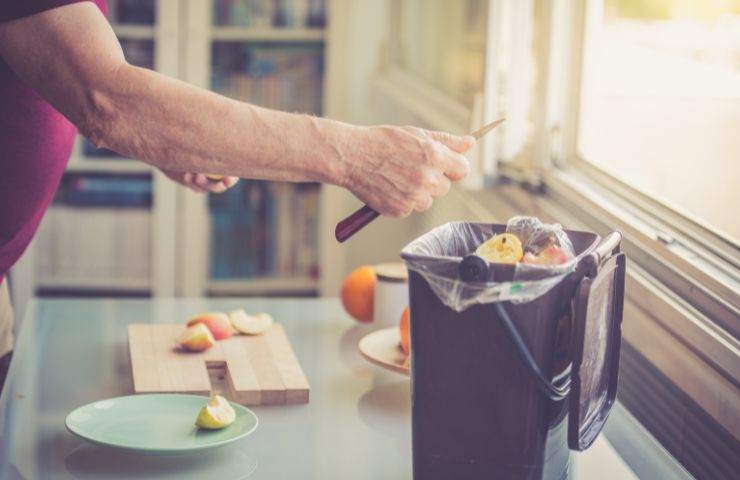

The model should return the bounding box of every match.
[0,2,475,218]
[85,63,350,184]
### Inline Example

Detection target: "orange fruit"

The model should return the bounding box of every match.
[340,266,377,322]
[399,307,410,355]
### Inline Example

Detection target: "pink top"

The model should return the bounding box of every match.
[0,0,107,280]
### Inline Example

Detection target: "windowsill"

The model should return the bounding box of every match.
[372,67,472,134]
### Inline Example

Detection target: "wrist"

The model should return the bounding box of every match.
[303,115,360,187]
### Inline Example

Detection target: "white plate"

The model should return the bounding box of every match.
[358,328,410,375]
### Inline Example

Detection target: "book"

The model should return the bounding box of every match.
[208,181,319,281]
[211,43,324,115]
[35,206,151,284]
[55,173,152,208]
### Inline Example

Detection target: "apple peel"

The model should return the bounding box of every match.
[186,312,233,340]
[522,244,570,266]
[178,323,216,352]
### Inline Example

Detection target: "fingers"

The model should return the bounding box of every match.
[168,171,239,194]
[431,174,452,197]
[423,130,473,181]
[221,176,239,188]
[182,172,206,193]
[425,130,476,154]
[437,149,470,182]
[205,176,239,193]
[193,173,210,188]
[414,195,433,212]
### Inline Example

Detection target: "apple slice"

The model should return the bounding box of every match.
[178,323,215,352]
[187,312,233,340]
[195,395,236,429]
[229,309,273,335]
[522,244,570,266]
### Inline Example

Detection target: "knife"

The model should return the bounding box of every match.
[334,118,506,243]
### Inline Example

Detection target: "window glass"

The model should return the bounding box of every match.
[393,0,488,106]
[578,0,740,238]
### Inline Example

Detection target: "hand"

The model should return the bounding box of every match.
[160,170,239,193]
[340,126,475,217]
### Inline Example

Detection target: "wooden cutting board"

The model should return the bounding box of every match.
[128,323,309,405]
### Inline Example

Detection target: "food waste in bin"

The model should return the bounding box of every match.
[474,217,573,266]
[387,217,582,362]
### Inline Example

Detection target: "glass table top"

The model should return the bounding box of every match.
[0,298,691,479]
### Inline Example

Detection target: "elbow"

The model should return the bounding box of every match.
[77,87,116,150]
[76,60,131,151]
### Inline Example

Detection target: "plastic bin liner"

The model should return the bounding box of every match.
[401,216,578,311]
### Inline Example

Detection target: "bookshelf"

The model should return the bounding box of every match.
[33,0,328,298]
[180,0,327,297]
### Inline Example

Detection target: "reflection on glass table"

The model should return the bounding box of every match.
[0,299,692,479]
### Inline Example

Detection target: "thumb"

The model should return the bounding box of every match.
[426,130,476,154]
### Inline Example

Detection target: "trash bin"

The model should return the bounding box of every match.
[400,218,626,480]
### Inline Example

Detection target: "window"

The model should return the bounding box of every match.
[578,0,740,239]
[391,0,488,107]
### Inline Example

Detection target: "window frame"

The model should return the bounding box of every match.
[541,0,739,337]
[533,0,740,463]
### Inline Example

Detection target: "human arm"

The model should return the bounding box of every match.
[0,2,474,216]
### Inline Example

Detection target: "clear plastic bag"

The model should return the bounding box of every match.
[400,216,578,311]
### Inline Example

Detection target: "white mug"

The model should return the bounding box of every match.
[373,263,409,328]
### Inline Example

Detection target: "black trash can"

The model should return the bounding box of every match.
[400,220,626,480]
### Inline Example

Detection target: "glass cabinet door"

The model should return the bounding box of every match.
[37,0,170,296]
[181,0,327,296]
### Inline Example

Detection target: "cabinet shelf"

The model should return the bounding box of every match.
[112,25,156,39]
[67,157,153,174]
[210,27,325,42]
[37,276,151,292]
[207,277,318,296]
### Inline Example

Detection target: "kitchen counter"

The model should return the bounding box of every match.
[0,298,692,479]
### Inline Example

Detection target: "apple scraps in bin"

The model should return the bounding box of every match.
[476,216,574,266]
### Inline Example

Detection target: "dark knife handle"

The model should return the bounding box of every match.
[335,205,380,243]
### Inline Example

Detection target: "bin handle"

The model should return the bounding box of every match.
[592,232,622,267]
[495,303,571,402]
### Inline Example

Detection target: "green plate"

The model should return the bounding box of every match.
[65,394,258,455]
